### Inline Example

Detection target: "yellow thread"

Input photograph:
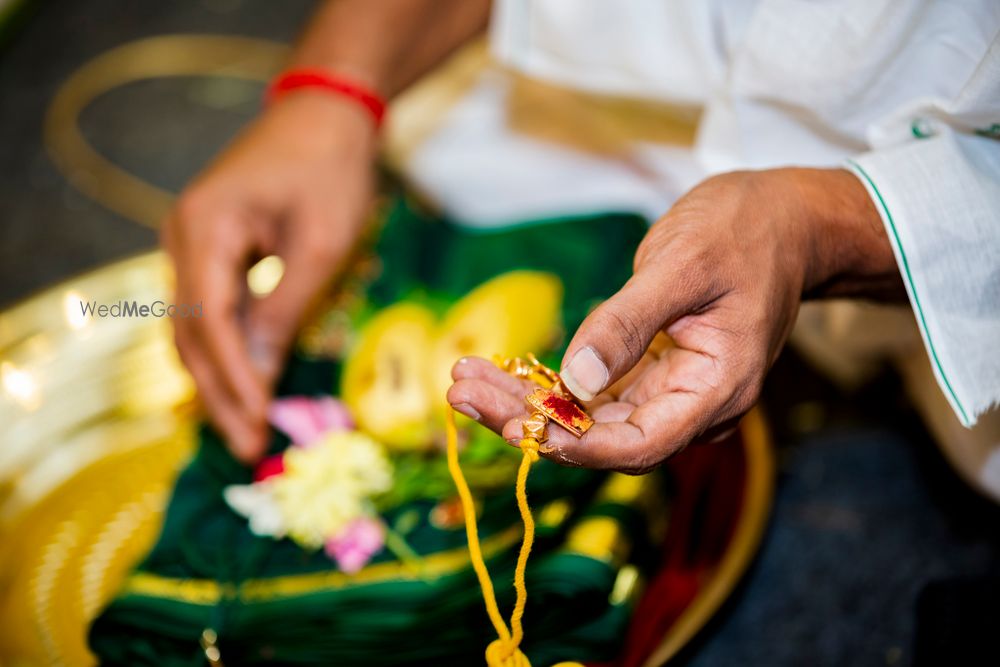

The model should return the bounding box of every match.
[445,408,583,667]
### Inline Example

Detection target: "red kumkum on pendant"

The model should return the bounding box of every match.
[525,388,595,438]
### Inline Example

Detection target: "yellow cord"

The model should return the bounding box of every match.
[445,408,584,667]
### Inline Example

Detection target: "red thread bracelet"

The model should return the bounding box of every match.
[266,69,387,129]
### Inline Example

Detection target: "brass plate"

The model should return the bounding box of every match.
[0,252,196,666]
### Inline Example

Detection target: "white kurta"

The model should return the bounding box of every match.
[401,0,1000,429]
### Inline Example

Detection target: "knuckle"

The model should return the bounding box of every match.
[306,244,336,265]
[619,459,658,476]
[633,229,664,272]
[717,366,764,421]
[205,218,238,249]
[445,381,468,406]
[298,228,331,263]
[174,191,206,225]
[601,303,647,362]
[175,192,239,248]
[305,230,343,264]
[618,444,663,476]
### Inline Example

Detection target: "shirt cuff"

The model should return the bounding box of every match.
[846,131,1000,427]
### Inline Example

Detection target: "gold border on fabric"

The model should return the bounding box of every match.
[123,525,523,606]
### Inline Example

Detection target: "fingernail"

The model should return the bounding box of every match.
[452,403,481,421]
[506,437,522,447]
[561,346,608,401]
[248,334,278,379]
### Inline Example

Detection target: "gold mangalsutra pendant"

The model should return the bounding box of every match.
[495,354,595,440]
[525,387,594,437]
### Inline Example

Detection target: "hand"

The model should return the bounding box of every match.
[448,168,901,473]
[162,92,377,462]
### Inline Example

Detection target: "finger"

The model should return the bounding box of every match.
[189,251,269,421]
[602,332,672,400]
[560,272,701,402]
[537,392,705,472]
[498,394,641,446]
[497,397,639,465]
[245,220,348,385]
[504,360,739,473]
[616,345,701,406]
[175,324,268,462]
[170,210,270,457]
[451,356,537,395]
[449,355,629,436]
[164,208,270,459]
[447,377,526,436]
[450,355,619,414]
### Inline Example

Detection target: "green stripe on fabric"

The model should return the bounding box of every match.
[846,159,969,425]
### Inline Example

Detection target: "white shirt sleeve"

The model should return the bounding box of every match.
[476,0,1000,429]
[846,45,1000,427]
[489,0,746,107]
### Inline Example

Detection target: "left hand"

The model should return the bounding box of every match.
[447,168,902,474]
[162,92,377,462]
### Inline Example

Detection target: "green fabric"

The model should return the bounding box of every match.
[89,199,654,666]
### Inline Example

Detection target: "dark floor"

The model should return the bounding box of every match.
[2,2,998,666]
[0,0,313,306]
[684,357,1000,667]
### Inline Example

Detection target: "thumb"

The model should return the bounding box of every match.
[246,249,336,386]
[560,272,692,401]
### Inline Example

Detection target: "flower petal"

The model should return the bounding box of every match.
[253,454,285,482]
[324,517,385,573]
[269,396,355,447]
[223,483,287,538]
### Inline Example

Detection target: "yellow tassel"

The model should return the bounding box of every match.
[445,408,583,667]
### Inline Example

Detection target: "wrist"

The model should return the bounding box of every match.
[262,90,379,161]
[781,167,902,299]
[266,68,387,131]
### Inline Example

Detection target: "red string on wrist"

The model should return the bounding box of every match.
[265,69,387,129]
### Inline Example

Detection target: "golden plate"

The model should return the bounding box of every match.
[0,253,195,666]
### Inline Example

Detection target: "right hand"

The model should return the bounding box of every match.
[162,92,377,463]
[449,168,899,474]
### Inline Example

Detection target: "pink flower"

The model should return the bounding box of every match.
[253,454,285,482]
[324,517,385,574]
[269,396,354,447]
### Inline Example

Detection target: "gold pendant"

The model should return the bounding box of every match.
[495,354,595,441]
[525,387,594,437]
